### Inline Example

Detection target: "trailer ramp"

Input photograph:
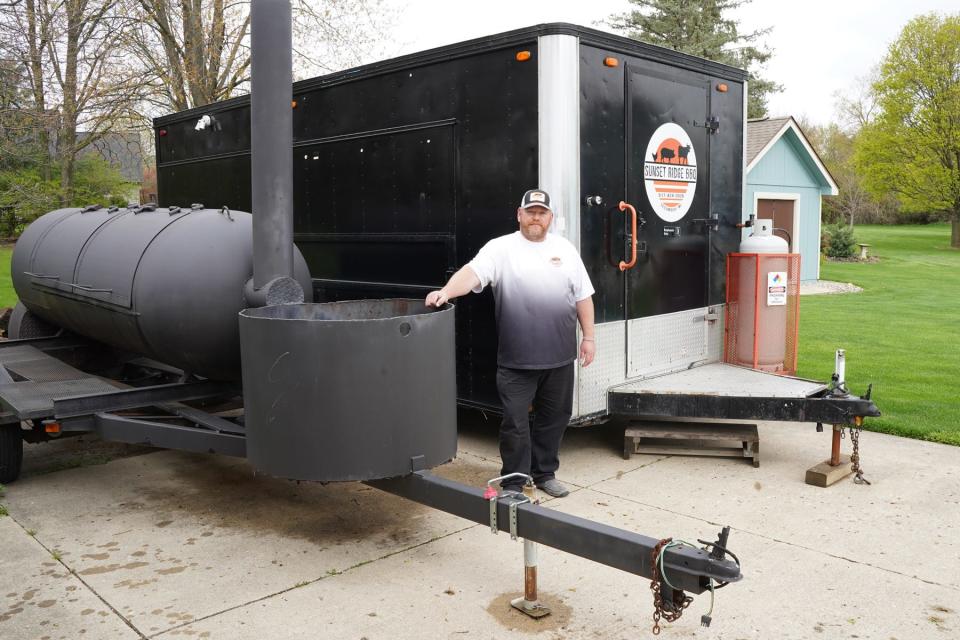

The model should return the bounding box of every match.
[609,363,879,424]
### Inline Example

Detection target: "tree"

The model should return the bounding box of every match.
[855,13,960,246]
[0,0,147,205]
[605,0,781,118]
[125,0,396,113]
[802,120,899,226]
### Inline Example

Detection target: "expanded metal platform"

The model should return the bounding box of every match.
[0,343,121,420]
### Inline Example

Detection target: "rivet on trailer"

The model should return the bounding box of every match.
[0,3,745,634]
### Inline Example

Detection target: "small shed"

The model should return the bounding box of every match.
[744,117,838,282]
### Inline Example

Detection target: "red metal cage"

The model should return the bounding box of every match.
[724,253,801,375]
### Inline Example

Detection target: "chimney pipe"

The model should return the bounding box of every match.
[246,0,303,306]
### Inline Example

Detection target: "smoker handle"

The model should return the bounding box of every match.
[67,283,114,294]
[618,201,638,271]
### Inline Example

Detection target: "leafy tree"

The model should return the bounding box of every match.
[854,13,960,246]
[606,0,781,118]
[801,120,899,225]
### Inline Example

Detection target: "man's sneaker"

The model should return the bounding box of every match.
[536,479,570,498]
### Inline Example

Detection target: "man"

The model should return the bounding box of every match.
[425,189,595,498]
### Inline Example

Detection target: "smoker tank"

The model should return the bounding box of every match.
[10,205,312,380]
[239,299,457,481]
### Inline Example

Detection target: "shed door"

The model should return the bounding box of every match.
[624,67,711,377]
[757,199,796,251]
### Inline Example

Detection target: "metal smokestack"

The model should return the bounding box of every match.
[247,0,303,306]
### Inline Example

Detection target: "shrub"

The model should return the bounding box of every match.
[824,223,858,259]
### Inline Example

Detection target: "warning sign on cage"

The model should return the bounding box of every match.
[767,271,787,306]
[643,123,698,223]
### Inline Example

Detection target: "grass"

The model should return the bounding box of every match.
[0,245,15,308]
[797,224,960,446]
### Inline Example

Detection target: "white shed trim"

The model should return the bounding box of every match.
[753,191,801,254]
[747,118,839,195]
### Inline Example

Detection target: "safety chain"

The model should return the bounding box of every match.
[650,538,693,635]
[849,421,871,485]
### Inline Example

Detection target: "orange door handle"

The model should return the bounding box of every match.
[619,201,638,271]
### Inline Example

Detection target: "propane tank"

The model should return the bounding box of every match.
[735,219,790,371]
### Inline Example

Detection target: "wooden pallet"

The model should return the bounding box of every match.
[623,421,760,467]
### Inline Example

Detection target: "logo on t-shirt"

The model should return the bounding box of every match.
[550,256,562,266]
[643,122,698,222]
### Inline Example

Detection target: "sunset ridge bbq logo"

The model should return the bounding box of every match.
[643,123,698,222]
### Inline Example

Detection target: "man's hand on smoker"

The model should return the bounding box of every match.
[580,336,595,367]
[425,290,449,307]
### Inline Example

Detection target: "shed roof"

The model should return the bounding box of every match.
[746,116,838,195]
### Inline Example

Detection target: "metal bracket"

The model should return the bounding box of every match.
[694,116,720,134]
[509,495,532,540]
[484,472,533,536]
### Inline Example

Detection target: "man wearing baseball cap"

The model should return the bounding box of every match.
[425,189,595,498]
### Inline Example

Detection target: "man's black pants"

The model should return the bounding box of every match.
[496,363,574,490]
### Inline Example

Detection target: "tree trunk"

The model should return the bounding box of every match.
[952,213,959,248]
[25,0,50,181]
[58,0,81,207]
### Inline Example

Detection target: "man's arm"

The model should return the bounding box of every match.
[577,296,595,367]
[425,266,481,307]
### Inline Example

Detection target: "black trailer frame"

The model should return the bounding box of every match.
[0,335,741,604]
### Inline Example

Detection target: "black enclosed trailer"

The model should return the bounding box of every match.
[153,23,877,428]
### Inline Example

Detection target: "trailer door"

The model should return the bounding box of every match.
[624,67,711,378]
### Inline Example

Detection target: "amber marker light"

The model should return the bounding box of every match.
[716,83,729,93]
[291,100,298,109]
[516,50,532,62]
[603,57,619,67]
[44,422,61,434]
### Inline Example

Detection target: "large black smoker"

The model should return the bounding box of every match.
[154,24,878,430]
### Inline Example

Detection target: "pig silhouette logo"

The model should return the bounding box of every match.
[642,123,698,223]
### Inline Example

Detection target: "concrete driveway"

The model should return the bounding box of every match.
[1,414,958,639]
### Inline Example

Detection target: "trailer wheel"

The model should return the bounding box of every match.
[0,423,23,484]
[7,302,58,340]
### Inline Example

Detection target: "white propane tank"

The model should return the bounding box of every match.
[735,219,790,371]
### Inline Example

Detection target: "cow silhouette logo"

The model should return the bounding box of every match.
[642,123,698,222]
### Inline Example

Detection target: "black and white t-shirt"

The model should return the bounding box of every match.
[468,231,595,369]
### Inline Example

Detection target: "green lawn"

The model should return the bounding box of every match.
[797,224,960,446]
[0,246,15,309]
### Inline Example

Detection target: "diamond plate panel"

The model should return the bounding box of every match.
[627,307,720,378]
[576,321,625,417]
[707,304,725,362]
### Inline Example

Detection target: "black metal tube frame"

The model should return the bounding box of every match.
[608,390,881,425]
[368,470,741,593]
[53,381,234,419]
[86,412,246,457]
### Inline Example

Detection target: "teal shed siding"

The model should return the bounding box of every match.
[744,133,833,282]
